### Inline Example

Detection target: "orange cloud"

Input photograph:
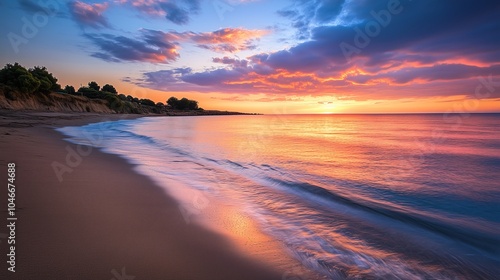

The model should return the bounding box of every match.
[190,28,270,52]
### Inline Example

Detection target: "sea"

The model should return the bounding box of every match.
[58,114,500,279]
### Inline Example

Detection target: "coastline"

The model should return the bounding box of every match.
[0,110,284,279]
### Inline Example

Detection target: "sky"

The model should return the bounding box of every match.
[1,0,500,114]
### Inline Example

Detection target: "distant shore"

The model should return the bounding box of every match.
[0,110,281,280]
[0,88,257,116]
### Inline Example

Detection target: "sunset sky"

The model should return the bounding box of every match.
[1,0,500,113]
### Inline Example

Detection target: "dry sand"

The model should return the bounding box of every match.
[0,110,284,280]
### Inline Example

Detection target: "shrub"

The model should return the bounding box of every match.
[29,66,60,92]
[0,63,40,93]
[167,96,198,110]
[140,98,155,106]
[88,81,100,91]
[64,85,76,95]
[102,84,117,94]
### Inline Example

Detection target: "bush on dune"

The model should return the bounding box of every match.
[0,63,61,94]
[0,63,41,93]
[29,66,60,92]
[0,62,203,114]
[167,96,199,110]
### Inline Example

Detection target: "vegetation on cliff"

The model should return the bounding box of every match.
[0,63,245,115]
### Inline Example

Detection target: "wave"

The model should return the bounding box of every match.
[264,177,500,255]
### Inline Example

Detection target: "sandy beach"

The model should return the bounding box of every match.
[0,110,284,280]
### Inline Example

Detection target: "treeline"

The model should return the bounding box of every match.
[167,96,199,110]
[0,63,202,113]
[0,63,61,94]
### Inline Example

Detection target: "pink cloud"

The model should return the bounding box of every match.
[70,1,110,28]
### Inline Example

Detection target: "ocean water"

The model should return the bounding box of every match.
[59,114,500,279]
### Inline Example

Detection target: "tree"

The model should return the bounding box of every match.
[167,96,179,108]
[166,96,199,110]
[64,85,75,95]
[140,98,155,106]
[178,97,198,110]
[0,63,40,93]
[102,84,117,94]
[29,66,60,92]
[18,74,41,93]
[88,81,100,91]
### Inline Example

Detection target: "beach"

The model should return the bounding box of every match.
[0,110,284,280]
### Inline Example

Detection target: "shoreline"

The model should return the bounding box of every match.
[0,110,284,279]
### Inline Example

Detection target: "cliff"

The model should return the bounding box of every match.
[1,88,115,113]
[0,86,253,116]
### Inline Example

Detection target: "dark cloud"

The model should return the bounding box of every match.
[347,64,500,85]
[181,68,248,86]
[261,0,500,72]
[213,57,248,68]
[119,0,201,25]
[85,32,179,63]
[160,2,189,25]
[128,0,500,101]
[18,0,64,16]
[86,27,267,64]
[278,0,346,38]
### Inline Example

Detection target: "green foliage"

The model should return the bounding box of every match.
[64,85,76,95]
[118,94,127,101]
[104,93,124,111]
[140,98,156,106]
[0,63,202,114]
[0,63,40,93]
[88,81,100,91]
[0,63,62,94]
[167,96,198,110]
[18,74,41,93]
[78,86,98,96]
[29,66,60,92]
[76,86,124,111]
[102,84,117,94]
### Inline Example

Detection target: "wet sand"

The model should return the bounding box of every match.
[0,110,284,280]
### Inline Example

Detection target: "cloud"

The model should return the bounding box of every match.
[189,28,270,53]
[213,57,248,67]
[127,0,500,102]
[86,27,267,63]
[85,32,180,63]
[278,0,346,38]
[118,0,201,25]
[69,1,110,29]
[141,28,269,53]
[346,64,500,84]
[18,0,65,17]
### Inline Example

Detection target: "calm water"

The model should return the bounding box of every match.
[59,114,500,279]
